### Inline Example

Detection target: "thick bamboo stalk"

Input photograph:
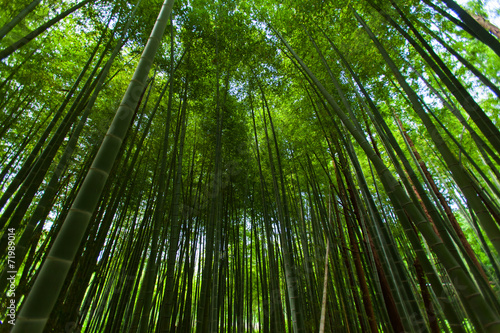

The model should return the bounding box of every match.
[271,19,500,332]
[12,0,176,331]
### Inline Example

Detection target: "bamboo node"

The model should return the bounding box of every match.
[447,265,461,273]
[90,167,109,178]
[105,132,123,142]
[69,208,92,217]
[47,255,73,265]
[484,320,500,328]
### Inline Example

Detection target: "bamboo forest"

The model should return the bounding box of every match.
[3,0,500,331]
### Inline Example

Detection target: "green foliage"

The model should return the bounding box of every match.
[1,0,500,332]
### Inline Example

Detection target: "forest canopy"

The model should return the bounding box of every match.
[1,0,500,332]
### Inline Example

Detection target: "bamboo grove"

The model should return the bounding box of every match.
[1,0,500,331]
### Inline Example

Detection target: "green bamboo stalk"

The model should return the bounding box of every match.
[158,75,189,331]
[0,33,101,213]
[271,19,500,332]
[355,7,500,257]
[12,0,176,331]
[0,0,94,60]
[439,0,500,57]
[249,92,284,333]
[259,83,306,333]
[388,0,500,156]
[0,0,41,41]
[419,22,500,100]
